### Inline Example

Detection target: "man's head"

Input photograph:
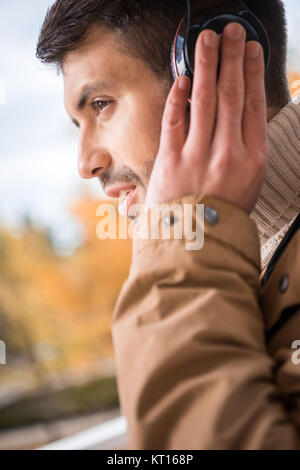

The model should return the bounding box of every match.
[36,0,291,214]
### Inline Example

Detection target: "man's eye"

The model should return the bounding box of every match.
[93,99,112,115]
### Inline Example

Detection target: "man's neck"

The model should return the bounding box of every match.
[267,106,284,122]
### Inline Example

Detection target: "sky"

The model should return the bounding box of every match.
[0,0,299,253]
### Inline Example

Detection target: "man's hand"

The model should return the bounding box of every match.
[145,22,268,215]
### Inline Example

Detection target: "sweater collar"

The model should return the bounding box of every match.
[250,99,300,271]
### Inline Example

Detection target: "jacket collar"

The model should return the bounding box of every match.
[250,99,300,271]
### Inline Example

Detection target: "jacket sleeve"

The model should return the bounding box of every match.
[111,193,300,450]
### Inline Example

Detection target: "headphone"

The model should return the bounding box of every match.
[171,0,271,90]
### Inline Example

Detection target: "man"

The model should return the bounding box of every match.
[36,0,300,449]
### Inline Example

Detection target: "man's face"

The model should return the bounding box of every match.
[63,26,171,218]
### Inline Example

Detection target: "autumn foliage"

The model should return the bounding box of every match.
[288,71,300,99]
[0,197,132,389]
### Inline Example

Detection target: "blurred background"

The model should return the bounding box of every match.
[0,0,299,450]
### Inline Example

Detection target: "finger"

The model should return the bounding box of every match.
[243,41,267,149]
[187,29,220,153]
[159,76,191,155]
[214,22,246,145]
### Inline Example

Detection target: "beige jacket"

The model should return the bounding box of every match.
[111,102,300,450]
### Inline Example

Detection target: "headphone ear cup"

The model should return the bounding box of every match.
[183,23,221,80]
[170,36,179,81]
[171,32,192,82]
[184,14,270,79]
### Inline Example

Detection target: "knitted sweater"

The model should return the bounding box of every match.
[250,98,300,271]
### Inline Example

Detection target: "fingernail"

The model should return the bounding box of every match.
[178,76,190,91]
[203,30,219,48]
[226,23,244,40]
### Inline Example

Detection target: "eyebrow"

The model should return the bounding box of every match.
[70,80,116,128]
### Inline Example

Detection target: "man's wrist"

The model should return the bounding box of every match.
[131,193,261,270]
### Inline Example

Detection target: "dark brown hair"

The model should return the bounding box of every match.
[36,0,291,107]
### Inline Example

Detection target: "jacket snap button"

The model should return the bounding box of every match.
[278,274,290,294]
[204,206,219,226]
[163,213,177,227]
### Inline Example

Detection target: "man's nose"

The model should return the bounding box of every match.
[77,129,111,179]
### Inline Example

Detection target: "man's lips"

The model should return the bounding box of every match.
[104,184,137,199]
[104,184,138,217]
